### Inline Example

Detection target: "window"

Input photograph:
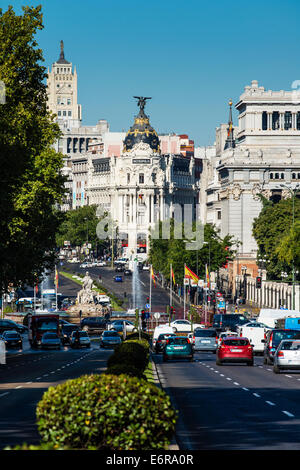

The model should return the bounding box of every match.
[272,112,280,130]
[63,111,66,116]
[262,111,267,130]
[217,211,221,220]
[297,112,300,130]
[127,173,130,184]
[68,111,72,117]
[58,111,61,116]
[139,173,144,184]
[284,111,292,130]
[67,98,71,105]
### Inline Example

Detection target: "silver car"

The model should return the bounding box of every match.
[193,328,218,352]
[273,339,300,373]
[41,332,61,350]
[100,331,122,349]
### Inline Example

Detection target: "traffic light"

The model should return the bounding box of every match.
[256,276,262,289]
[141,310,146,320]
[146,297,150,304]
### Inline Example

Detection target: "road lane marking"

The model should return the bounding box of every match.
[242,387,249,391]
[266,401,276,406]
[15,386,22,389]
[226,377,232,381]
[234,382,240,386]
[0,392,9,397]
[282,411,295,418]
[253,393,261,398]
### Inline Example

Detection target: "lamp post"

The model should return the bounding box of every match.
[279,183,300,309]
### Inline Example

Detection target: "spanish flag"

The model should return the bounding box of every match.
[151,266,156,286]
[184,265,199,283]
[206,264,210,288]
[171,266,175,285]
[55,266,59,289]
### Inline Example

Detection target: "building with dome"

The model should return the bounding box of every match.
[86,97,197,260]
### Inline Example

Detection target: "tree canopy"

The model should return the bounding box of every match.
[252,196,300,280]
[0,5,66,291]
[148,220,236,284]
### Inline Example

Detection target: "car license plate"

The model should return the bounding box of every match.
[231,349,242,352]
[201,340,210,343]
[174,346,184,350]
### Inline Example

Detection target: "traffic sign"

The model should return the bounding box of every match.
[145,303,150,309]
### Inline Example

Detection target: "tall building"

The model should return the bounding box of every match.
[207,80,300,296]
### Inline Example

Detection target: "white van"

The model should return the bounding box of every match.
[152,325,175,350]
[237,322,271,354]
[257,309,300,328]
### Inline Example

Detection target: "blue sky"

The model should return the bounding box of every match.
[3,0,300,145]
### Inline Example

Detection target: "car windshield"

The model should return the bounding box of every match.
[5,333,19,338]
[223,339,249,346]
[43,333,58,339]
[280,341,300,350]
[103,331,119,337]
[79,332,88,337]
[169,338,189,345]
[194,330,216,338]
[37,320,58,331]
[158,334,175,340]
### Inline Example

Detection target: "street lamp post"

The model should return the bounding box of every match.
[279,183,300,309]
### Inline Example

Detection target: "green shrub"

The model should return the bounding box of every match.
[4,442,68,450]
[36,373,177,450]
[126,331,151,342]
[107,340,149,373]
[104,364,143,378]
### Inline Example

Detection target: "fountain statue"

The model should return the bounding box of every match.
[77,271,95,304]
[67,271,107,319]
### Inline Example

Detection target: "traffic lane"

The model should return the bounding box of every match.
[0,346,113,448]
[154,352,300,450]
[196,352,300,420]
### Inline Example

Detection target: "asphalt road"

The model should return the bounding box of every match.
[0,337,112,449]
[153,351,300,450]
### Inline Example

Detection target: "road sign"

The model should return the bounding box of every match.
[153,312,160,320]
[145,303,150,309]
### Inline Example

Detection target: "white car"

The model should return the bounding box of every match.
[143,265,150,271]
[108,320,137,333]
[169,319,204,333]
[217,331,238,347]
[273,339,300,373]
[97,261,106,267]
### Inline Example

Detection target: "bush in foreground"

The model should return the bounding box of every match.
[36,373,177,450]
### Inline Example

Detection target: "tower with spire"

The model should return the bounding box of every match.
[224,99,236,150]
[46,40,82,129]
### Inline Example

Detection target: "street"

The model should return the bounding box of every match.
[153,351,300,450]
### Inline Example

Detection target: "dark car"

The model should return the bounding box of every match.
[80,317,109,334]
[100,330,122,348]
[155,333,176,353]
[0,319,27,334]
[263,329,300,365]
[114,276,123,282]
[115,266,124,272]
[1,330,23,349]
[61,324,79,345]
[124,269,132,276]
[212,314,249,333]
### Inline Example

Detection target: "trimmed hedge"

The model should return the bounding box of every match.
[103,364,143,378]
[107,340,149,373]
[36,373,177,450]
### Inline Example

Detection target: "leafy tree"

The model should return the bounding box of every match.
[56,205,109,254]
[0,5,66,291]
[148,220,236,284]
[252,196,300,280]
[276,220,300,272]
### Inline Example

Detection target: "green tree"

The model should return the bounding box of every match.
[148,220,236,284]
[56,205,109,254]
[252,196,300,280]
[0,5,66,291]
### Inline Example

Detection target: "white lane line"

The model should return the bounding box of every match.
[220,374,225,377]
[0,392,10,398]
[285,375,292,378]
[36,377,41,380]
[266,401,276,406]
[253,393,261,398]
[242,387,249,391]
[26,382,32,385]
[15,386,23,389]
[282,411,295,418]
[234,382,240,386]
[226,377,232,381]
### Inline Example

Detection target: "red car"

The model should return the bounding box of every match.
[216,336,254,366]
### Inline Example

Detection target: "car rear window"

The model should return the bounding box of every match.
[194,330,216,338]
[281,341,300,350]
[273,330,300,344]
[223,339,249,346]
[103,331,119,337]
[169,338,189,345]
[43,333,58,339]
[5,333,19,338]
[158,334,175,340]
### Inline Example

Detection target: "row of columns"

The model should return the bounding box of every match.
[241,276,298,310]
[264,111,299,130]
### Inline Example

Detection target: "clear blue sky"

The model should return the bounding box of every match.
[3,0,300,145]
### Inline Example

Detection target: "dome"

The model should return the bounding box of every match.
[123,98,160,154]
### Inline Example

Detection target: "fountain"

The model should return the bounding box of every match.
[131,259,143,311]
[67,271,107,318]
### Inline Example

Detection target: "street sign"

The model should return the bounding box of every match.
[153,312,160,320]
[198,279,204,287]
[145,303,150,309]
[184,278,190,286]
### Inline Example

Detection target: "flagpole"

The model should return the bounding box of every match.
[149,264,152,315]
[55,266,58,311]
[34,283,36,313]
[183,263,186,320]
[170,263,172,308]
